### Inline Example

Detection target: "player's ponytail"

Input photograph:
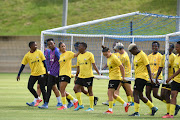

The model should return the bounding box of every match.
[102,45,109,52]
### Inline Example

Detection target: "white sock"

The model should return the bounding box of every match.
[73,99,77,103]
[123,102,127,107]
[108,108,112,111]
[38,97,41,99]
[33,98,38,103]
[63,104,67,108]
[56,96,61,103]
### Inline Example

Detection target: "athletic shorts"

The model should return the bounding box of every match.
[108,80,121,90]
[146,81,160,88]
[59,75,71,83]
[162,84,171,91]
[134,78,147,92]
[37,74,48,86]
[171,81,180,92]
[121,80,131,84]
[75,77,93,88]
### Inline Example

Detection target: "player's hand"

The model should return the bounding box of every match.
[166,78,171,84]
[17,76,20,81]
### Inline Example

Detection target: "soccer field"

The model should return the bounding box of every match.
[0,73,179,120]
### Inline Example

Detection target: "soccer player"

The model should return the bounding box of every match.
[128,43,158,116]
[146,41,163,106]
[38,38,63,109]
[73,42,99,106]
[17,41,47,106]
[102,45,130,114]
[57,42,79,110]
[164,41,180,118]
[73,42,100,111]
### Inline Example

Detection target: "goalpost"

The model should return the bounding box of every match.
[41,11,180,82]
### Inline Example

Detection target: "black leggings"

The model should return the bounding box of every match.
[28,75,47,103]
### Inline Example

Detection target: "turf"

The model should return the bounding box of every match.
[0,73,179,120]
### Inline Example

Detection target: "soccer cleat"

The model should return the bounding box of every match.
[85,108,94,111]
[151,107,158,116]
[26,102,35,106]
[128,102,134,106]
[34,98,42,107]
[56,102,63,107]
[174,105,180,116]
[67,102,74,108]
[162,114,174,118]
[57,106,67,110]
[38,103,48,109]
[102,100,109,106]
[129,112,140,116]
[74,101,78,109]
[74,105,84,111]
[94,97,98,106]
[125,103,130,112]
[104,110,113,114]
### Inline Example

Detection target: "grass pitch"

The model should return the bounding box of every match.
[0,73,179,120]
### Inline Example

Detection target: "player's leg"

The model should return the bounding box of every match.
[74,77,84,111]
[104,88,115,114]
[123,82,134,106]
[113,82,130,112]
[37,75,47,106]
[37,84,41,97]
[152,84,163,101]
[85,77,94,111]
[146,83,153,102]
[26,76,39,106]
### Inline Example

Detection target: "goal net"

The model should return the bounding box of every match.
[41,11,180,81]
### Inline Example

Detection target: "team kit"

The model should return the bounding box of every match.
[16,38,180,118]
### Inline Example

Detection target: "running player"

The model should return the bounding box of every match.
[38,38,62,109]
[164,41,180,118]
[57,42,79,110]
[146,41,163,107]
[73,42,99,106]
[101,45,130,114]
[17,41,47,106]
[128,43,158,116]
[73,42,100,111]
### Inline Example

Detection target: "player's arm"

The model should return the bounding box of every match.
[17,64,25,81]
[146,64,153,83]
[92,63,100,75]
[155,67,163,84]
[102,64,108,70]
[74,52,80,58]
[166,68,180,83]
[42,60,48,74]
[120,64,125,80]
[75,66,80,83]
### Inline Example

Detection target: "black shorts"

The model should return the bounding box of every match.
[75,77,93,87]
[134,78,147,92]
[48,75,59,85]
[37,74,48,86]
[108,80,121,90]
[59,75,71,83]
[146,81,160,88]
[162,84,171,90]
[121,80,131,84]
[171,81,180,92]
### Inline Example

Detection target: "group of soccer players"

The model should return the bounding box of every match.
[17,39,180,118]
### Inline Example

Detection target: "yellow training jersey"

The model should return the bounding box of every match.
[160,53,176,78]
[120,51,131,77]
[148,52,163,79]
[21,49,46,76]
[77,51,95,78]
[59,51,74,77]
[134,51,149,81]
[107,53,122,80]
[173,55,180,83]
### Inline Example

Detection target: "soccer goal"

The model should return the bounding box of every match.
[41,11,180,82]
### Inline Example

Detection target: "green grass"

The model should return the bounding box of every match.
[0,73,180,120]
[0,0,177,35]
